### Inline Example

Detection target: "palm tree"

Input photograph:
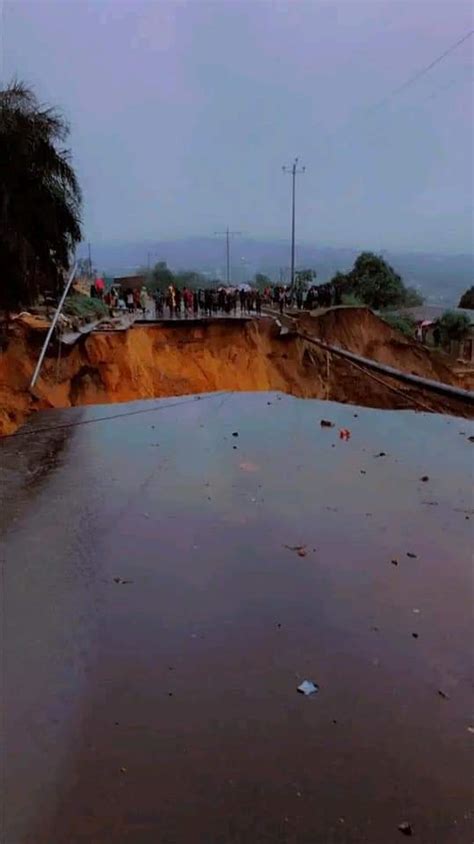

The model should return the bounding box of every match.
[0,80,82,313]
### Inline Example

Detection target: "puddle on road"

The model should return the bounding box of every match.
[3,392,473,843]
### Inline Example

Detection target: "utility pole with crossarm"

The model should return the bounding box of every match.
[282,158,306,299]
[214,227,241,285]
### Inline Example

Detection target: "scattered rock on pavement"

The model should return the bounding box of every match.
[240,461,259,472]
[297,680,319,696]
[284,544,307,556]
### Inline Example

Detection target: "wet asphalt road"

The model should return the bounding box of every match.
[1,392,473,844]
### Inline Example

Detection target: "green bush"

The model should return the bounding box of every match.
[341,292,364,306]
[437,310,471,342]
[382,313,416,338]
[331,253,424,310]
[63,294,108,321]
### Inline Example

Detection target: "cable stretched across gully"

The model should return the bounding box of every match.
[0,392,232,440]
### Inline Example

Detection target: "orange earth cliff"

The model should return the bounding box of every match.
[0,310,472,436]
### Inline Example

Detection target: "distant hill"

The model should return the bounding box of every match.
[78,239,473,307]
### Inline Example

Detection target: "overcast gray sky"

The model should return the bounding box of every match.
[3,0,473,251]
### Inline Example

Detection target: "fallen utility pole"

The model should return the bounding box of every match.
[30,262,78,389]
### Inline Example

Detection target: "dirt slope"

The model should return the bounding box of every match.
[0,313,472,436]
[296,307,464,385]
[0,319,309,435]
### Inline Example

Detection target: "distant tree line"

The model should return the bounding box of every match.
[140,264,284,292]
[138,262,221,292]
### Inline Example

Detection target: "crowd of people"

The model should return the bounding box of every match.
[102,285,265,319]
[93,278,347,320]
[156,286,265,318]
[268,280,344,313]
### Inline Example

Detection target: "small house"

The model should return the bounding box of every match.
[388,305,474,362]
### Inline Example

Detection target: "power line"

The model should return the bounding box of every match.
[310,29,474,212]
[317,28,474,162]
[0,392,231,440]
[368,29,474,115]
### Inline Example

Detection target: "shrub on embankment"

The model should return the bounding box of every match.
[63,294,108,321]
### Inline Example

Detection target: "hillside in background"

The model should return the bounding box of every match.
[78,239,473,306]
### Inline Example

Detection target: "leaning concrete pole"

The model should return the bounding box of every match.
[30,262,78,389]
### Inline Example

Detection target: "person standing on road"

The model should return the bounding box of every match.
[278,287,285,315]
[182,287,190,318]
[154,289,164,318]
[204,288,212,317]
[140,286,148,317]
[198,288,206,314]
[133,288,141,313]
[175,287,182,318]
[167,285,176,318]
[183,287,193,317]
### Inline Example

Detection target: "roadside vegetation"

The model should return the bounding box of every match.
[0,80,82,315]
[329,252,424,311]
[437,310,471,344]
[137,262,219,292]
[458,286,474,309]
[381,313,417,338]
[63,294,108,321]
